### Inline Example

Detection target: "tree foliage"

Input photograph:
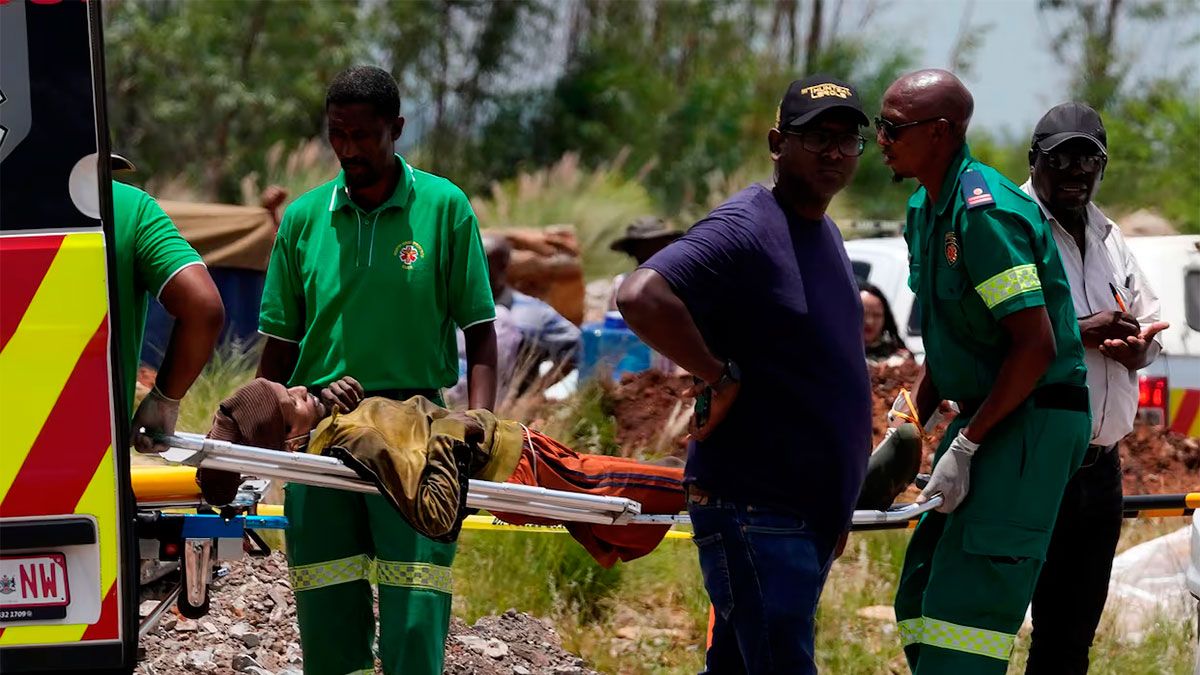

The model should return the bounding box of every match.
[105,0,363,201]
[103,0,1196,231]
[1038,0,1200,231]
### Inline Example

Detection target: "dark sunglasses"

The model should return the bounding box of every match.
[782,129,866,157]
[873,116,945,141]
[1038,149,1107,173]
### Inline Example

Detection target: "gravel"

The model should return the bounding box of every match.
[136,553,597,674]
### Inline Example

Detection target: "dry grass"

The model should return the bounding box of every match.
[471,152,660,280]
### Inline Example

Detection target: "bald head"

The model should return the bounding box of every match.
[883,69,974,138]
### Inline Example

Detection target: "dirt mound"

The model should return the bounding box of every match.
[137,552,595,675]
[609,370,694,456]
[1119,424,1200,495]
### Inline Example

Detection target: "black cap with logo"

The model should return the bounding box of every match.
[777,74,869,130]
[1031,102,1107,154]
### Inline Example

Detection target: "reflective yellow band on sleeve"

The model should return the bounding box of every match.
[974,263,1041,310]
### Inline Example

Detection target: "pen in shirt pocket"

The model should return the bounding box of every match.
[1108,282,1128,313]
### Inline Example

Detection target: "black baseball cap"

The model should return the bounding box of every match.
[777,75,869,130]
[1031,102,1107,154]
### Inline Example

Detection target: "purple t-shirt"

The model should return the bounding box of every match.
[643,184,871,533]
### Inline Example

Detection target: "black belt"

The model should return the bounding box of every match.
[1080,443,1115,468]
[957,383,1089,418]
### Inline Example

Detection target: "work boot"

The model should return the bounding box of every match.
[856,423,923,511]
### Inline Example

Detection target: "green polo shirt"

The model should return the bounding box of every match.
[259,155,495,390]
[111,181,205,411]
[903,144,1086,402]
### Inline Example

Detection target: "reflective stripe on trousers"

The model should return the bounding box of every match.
[898,616,1016,661]
[289,553,453,595]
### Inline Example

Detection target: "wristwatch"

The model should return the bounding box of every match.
[710,359,741,390]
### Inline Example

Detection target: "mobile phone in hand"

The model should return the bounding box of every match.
[694,378,711,428]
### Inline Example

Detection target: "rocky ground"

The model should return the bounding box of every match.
[136,553,598,675]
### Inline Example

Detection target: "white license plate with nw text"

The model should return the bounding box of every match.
[0,553,70,622]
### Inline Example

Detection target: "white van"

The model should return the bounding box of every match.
[844,235,1200,437]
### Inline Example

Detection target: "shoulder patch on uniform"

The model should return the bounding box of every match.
[960,170,995,210]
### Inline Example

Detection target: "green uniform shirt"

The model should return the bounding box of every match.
[111,181,205,411]
[259,155,495,390]
[904,144,1086,402]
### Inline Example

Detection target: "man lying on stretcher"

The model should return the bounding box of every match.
[199,376,688,565]
[197,376,922,565]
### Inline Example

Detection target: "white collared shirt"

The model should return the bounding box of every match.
[1021,179,1162,446]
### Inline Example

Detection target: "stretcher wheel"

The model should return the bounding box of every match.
[176,557,211,619]
[177,584,210,619]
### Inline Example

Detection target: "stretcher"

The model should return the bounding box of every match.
[130,432,939,638]
[132,434,1197,640]
[154,432,946,527]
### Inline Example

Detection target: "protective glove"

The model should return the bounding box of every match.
[131,387,181,454]
[920,430,980,513]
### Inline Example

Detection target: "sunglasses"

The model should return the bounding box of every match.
[1038,149,1107,173]
[783,129,866,157]
[873,116,946,142]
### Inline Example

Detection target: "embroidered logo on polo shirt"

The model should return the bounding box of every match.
[944,231,960,266]
[394,241,424,270]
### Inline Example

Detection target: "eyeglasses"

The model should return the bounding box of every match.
[873,116,946,142]
[1038,149,1107,173]
[783,129,866,157]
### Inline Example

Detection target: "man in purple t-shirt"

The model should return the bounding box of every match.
[618,75,873,674]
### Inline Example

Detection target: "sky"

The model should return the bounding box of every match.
[899,0,1200,138]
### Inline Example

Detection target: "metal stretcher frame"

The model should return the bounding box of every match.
[160,433,945,528]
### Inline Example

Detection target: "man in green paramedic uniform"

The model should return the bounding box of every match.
[875,69,1091,674]
[257,66,498,675]
[111,157,225,454]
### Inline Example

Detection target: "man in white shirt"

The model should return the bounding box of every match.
[1021,102,1169,675]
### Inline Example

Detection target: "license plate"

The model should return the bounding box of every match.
[0,553,70,622]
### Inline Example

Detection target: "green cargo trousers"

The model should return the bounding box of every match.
[894,402,1090,674]
[285,483,456,675]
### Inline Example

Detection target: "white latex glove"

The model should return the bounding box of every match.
[131,387,180,454]
[919,430,980,513]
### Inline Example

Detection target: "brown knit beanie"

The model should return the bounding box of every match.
[198,378,289,505]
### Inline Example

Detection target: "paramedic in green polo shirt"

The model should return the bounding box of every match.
[875,70,1090,675]
[112,157,225,454]
[256,66,497,675]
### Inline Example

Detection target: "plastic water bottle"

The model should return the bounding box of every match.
[579,311,653,381]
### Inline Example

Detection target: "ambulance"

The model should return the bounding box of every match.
[0,1,141,672]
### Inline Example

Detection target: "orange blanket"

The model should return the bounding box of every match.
[492,428,685,567]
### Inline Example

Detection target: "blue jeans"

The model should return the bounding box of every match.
[689,498,838,675]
